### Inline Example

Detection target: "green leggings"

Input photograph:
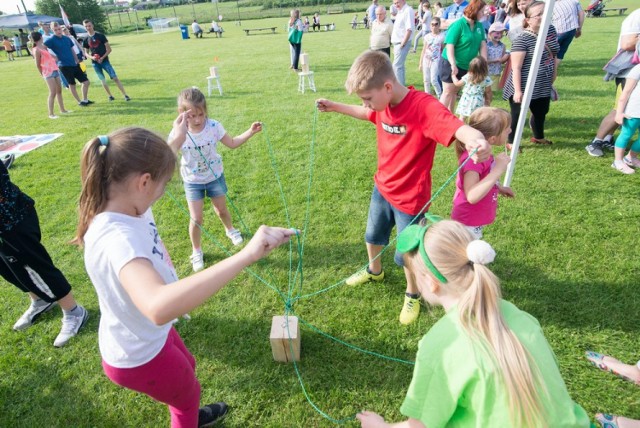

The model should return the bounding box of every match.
[615,117,640,153]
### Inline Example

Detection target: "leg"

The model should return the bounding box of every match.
[68,83,82,103]
[210,195,234,232]
[431,62,442,98]
[186,199,205,252]
[53,77,67,112]
[44,77,57,116]
[528,97,551,140]
[81,80,90,101]
[597,110,619,139]
[393,207,424,325]
[422,58,431,94]
[508,97,522,144]
[113,77,128,97]
[392,43,410,86]
[100,79,114,97]
[102,328,202,427]
[293,43,302,70]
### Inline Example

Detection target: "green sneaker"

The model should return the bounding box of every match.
[399,295,421,325]
[345,268,384,286]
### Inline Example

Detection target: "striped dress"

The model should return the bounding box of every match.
[502,26,559,101]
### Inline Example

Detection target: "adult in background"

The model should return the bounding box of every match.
[441,0,468,30]
[371,6,394,56]
[411,1,432,53]
[312,13,320,31]
[45,22,92,107]
[18,29,31,57]
[552,0,584,66]
[495,2,507,23]
[503,1,558,146]
[390,0,414,86]
[82,20,131,102]
[586,8,640,157]
[439,0,487,112]
[367,0,379,25]
[505,0,531,43]
[191,20,203,38]
[288,9,304,71]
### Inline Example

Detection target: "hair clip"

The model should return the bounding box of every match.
[397,214,447,283]
[98,135,109,146]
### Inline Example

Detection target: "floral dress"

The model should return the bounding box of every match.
[456,75,493,118]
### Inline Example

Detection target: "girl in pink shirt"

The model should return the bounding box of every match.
[451,107,515,239]
[31,31,70,119]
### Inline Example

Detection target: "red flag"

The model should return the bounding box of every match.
[60,4,71,27]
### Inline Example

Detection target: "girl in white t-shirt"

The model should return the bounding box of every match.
[75,127,294,428]
[168,87,262,272]
[419,17,445,97]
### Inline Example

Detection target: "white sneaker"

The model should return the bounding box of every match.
[190,250,204,272]
[226,229,243,246]
[612,161,635,174]
[54,305,89,347]
[13,300,58,331]
[624,156,640,168]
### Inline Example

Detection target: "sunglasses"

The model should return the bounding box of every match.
[431,23,440,26]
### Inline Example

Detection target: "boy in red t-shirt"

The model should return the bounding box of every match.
[317,50,490,325]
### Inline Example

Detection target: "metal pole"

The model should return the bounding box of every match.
[118,11,123,29]
[503,0,555,187]
[236,0,241,25]
[191,1,196,20]
[107,14,112,30]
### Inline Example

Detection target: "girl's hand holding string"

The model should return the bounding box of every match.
[172,110,190,139]
[493,152,511,174]
[249,122,263,135]
[241,226,299,263]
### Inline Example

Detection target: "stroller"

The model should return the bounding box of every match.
[586,0,609,17]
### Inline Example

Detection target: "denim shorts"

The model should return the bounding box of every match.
[183,174,227,201]
[45,70,60,79]
[92,60,118,81]
[365,185,424,267]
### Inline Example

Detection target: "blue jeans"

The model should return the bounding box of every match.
[392,42,411,86]
[556,29,576,60]
[92,60,118,81]
[365,186,424,266]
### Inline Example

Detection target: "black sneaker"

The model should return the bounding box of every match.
[124,95,131,101]
[108,96,115,101]
[86,99,95,104]
[78,101,89,107]
[2,154,15,169]
[198,402,228,427]
[602,139,615,150]
[585,140,604,157]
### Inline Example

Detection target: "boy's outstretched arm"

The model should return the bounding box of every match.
[316,98,369,120]
[454,125,491,162]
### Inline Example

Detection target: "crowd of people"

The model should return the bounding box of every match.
[2,3,640,427]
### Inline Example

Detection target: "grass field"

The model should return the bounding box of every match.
[0,2,639,427]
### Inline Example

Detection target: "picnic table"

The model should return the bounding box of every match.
[351,22,368,29]
[602,7,628,15]
[244,27,277,36]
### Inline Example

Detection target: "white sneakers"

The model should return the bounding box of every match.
[54,306,89,348]
[226,229,243,246]
[190,250,204,272]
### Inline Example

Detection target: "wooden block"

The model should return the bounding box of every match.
[269,315,300,362]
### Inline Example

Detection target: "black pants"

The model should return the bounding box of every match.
[0,207,72,303]
[290,42,301,69]
[508,96,551,142]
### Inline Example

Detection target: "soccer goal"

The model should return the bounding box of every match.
[148,18,179,34]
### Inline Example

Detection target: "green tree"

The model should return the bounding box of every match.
[35,0,107,32]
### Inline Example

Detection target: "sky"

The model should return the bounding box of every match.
[0,0,37,15]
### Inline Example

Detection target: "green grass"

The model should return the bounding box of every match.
[1,2,639,426]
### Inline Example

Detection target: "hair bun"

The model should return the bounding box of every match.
[466,240,496,265]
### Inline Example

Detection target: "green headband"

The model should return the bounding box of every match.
[397,215,448,283]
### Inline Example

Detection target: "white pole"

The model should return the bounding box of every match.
[503,0,555,188]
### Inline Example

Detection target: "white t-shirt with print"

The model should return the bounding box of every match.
[169,118,227,184]
[84,210,178,368]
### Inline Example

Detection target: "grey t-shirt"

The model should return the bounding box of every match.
[624,64,640,118]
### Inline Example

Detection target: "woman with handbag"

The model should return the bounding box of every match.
[288,9,304,72]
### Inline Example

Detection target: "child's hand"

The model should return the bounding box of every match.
[172,110,190,136]
[356,411,390,428]
[316,99,335,112]
[513,90,523,104]
[494,152,511,172]
[615,111,626,125]
[250,122,262,135]
[242,226,298,263]
[499,185,515,198]
[466,138,492,163]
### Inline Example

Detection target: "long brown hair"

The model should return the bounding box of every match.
[464,0,487,20]
[74,127,176,245]
[406,220,548,427]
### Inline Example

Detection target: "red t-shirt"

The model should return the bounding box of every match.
[367,87,463,215]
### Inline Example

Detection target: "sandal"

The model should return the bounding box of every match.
[595,413,618,428]
[585,351,638,384]
[530,137,553,145]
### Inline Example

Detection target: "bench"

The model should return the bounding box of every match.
[321,23,335,31]
[327,6,344,14]
[351,22,369,29]
[243,27,277,36]
[602,7,628,16]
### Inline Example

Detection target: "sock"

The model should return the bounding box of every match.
[405,292,420,299]
[592,137,604,143]
[366,267,382,276]
[63,305,82,317]
[192,248,202,255]
[604,135,613,143]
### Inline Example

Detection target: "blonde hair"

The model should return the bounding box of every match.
[467,56,489,84]
[345,50,396,94]
[289,9,300,26]
[177,87,208,115]
[455,107,510,157]
[74,127,176,245]
[405,220,548,427]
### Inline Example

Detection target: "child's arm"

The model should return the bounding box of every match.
[357,411,425,428]
[451,75,464,87]
[167,111,189,154]
[119,226,297,325]
[454,125,492,162]
[497,184,515,198]
[316,99,369,120]
[463,152,510,204]
[220,122,262,149]
[615,78,638,125]
[34,49,43,75]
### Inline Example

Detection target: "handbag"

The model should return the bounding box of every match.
[288,20,303,44]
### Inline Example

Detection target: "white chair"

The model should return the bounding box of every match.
[297,71,316,94]
[207,67,223,96]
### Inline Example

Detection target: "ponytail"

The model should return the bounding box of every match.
[73,127,177,245]
[414,221,548,427]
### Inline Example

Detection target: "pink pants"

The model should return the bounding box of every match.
[102,327,201,428]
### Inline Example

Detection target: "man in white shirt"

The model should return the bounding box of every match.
[370,6,394,56]
[552,0,584,64]
[390,0,414,85]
